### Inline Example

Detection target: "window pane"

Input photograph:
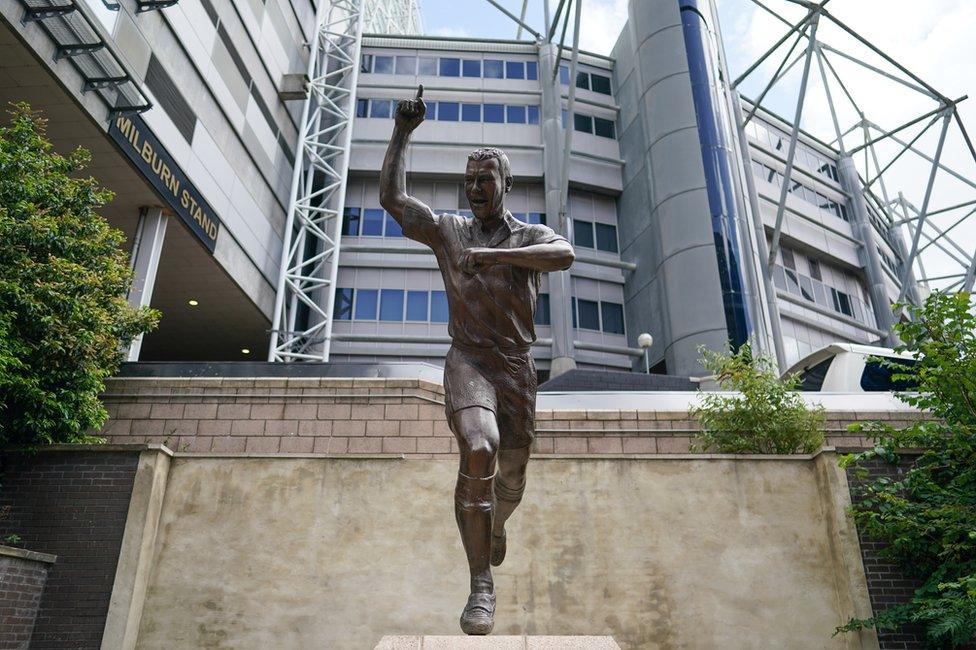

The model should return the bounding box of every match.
[438,101,459,121]
[595,223,618,252]
[600,302,625,334]
[593,117,615,139]
[484,59,504,78]
[439,58,460,77]
[425,101,436,120]
[798,275,815,302]
[418,57,437,75]
[561,109,567,128]
[461,103,481,122]
[512,212,527,222]
[575,71,589,90]
[373,56,393,74]
[360,54,373,73]
[506,105,526,124]
[395,56,416,75]
[571,297,577,328]
[379,289,404,321]
[573,113,593,133]
[430,291,449,322]
[529,212,546,225]
[356,99,368,118]
[406,291,428,321]
[506,61,525,79]
[370,100,391,118]
[355,289,378,319]
[362,209,384,236]
[578,299,600,330]
[526,61,538,80]
[527,105,540,124]
[334,288,354,320]
[484,104,504,123]
[384,212,403,237]
[573,219,594,248]
[342,207,360,236]
[535,293,550,326]
[559,65,569,85]
[462,59,481,77]
[590,73,611,95]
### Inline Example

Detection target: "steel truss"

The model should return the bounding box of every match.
[363,0,423,34]
[268,0,365,362]
[730,0,976,344]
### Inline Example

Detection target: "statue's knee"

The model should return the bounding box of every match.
[463,437,497,474]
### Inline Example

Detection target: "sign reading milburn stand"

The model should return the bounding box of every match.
[109,114,221,252]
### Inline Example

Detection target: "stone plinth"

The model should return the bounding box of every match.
[375,636,621,649]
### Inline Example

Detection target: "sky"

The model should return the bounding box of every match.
[418,0,976,289]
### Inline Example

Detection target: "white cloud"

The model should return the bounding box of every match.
[431,25,471,38]
[575,0,629,55]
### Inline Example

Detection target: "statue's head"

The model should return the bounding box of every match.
[465,147,513,221]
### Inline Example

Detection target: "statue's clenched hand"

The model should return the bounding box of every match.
[459,247,497,275]
[395,84,426,132]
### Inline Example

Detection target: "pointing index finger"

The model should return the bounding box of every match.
[416,84,424,100]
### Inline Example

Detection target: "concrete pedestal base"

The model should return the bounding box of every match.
[375,636,621,649]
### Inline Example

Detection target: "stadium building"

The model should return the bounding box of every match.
[1,0,950,379]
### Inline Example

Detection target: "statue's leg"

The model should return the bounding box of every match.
[491,445,529,566]
[450,405,499,634]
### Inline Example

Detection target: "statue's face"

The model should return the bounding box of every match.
[464,157,510,221]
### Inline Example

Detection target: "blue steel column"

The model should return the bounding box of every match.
[678,0,752,349]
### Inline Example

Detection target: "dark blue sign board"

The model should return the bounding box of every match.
[109,114,221,252]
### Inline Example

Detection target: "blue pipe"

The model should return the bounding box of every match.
[679,0,752,349]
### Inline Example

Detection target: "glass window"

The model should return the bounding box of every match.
[528,212,546,225]
[831,288,853,317]
[406,291,428,321]
[384,212,403,237]
[356,99,368,118]
[484,59,504,79]
[379,289,404,321]
[785,268,801,296]
[535,293,550,326]
[860,359,918,392]
[808,258,822,281]
[484,104,504,123]
[526,61,538,80]
[575,71,589,90]
[373,56,394,74]
[370,100,392,119]
[362,208,384,236]
[527,105,540,124]
[590,73,611,95]
[571,297,577,328]
[593,117,615,139]
[395,56,416,75]
[461,103,481,122]
[573,219,594,248]
[439,58,460,77]
[797,357,832,391]
[506,61,525,79]
[334,288,354,320]
[360,54,373,73]
[512,212,527,223]
[342,207,360,236]
[438,102,459,121]
[559,65,569,85]
[418,57,437,75]
[355,289,378,319]
[798,275,815,302]
[577,299,600,330]
[424,101,436,120]
[430,291,449,322]
[561,109,568,128]
[782,247,796,270]
[600,302,625,334]
[506,105,526,124]
[462,59,481,78]
[595,223,618,252]
[573,113,593,134]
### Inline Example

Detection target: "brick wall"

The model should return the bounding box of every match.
[0,548,54,649]
[846,455,927,649]
[0,450,139,649]
[100,377,927,456]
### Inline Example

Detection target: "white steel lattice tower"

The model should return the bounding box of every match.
[363,0,423,34]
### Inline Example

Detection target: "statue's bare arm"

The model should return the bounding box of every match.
[460,242,575,274]
[379,84,437,239]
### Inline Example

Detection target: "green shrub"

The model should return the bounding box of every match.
[690,343,825,454]
[0,104,158,447]
[837,292,976,647]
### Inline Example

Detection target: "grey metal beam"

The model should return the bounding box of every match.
[733,5,816,88]
[848,102,955,155]
[515,0,529,39]
[546,0,568,42]
[817,42,937,100]
[483,0,541,39]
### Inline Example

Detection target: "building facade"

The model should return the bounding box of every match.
[0,0,917,377]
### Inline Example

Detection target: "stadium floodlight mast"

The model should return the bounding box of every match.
[269,0,589,362]
[729,0,976,354]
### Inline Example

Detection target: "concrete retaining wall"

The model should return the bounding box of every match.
[99,377,925,456]
[107,449,878,649]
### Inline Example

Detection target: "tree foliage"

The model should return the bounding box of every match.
[690,343,826,454]
[837,291,976,647]
[0,104,157,447]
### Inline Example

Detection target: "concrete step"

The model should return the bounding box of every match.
[375,636,621,649]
